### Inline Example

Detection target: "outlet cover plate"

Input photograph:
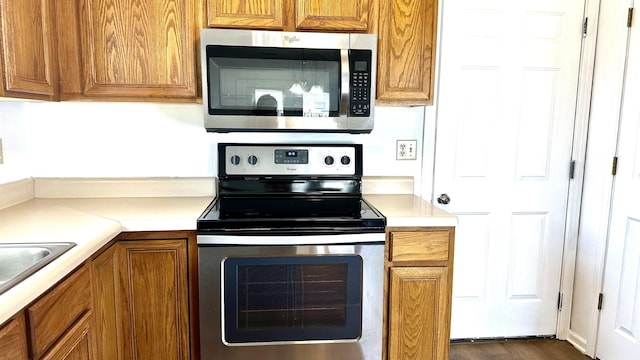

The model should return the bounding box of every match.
[396,140,417,160]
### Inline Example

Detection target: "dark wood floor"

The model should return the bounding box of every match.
[450,339,591,360]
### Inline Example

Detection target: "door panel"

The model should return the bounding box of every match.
[434,0,584,338]
[508,213,548,301]
[597,3,640,353]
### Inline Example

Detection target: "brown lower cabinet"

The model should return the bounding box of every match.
[92,231,198,360]
[40,312,94,360]
[2,227,452,360]
[0,230,198,360]
[0,264,94,360]
[0,312,28,360]
[385,227,455,360]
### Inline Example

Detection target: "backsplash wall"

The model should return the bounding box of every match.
[0,101,429,194]
[0,101,31,183]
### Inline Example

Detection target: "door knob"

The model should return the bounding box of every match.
[437,193,450,205]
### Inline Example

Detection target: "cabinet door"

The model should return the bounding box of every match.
[295,0,369,31]
[79,0,197,99]
[0,313,28,360]
[118,239,190,359]
[91,244,122,360]
[208,0,285,29]
[40,312,95,360]
[388,267,449,360]
[0,0,57,99]
[376,0,437,104]
[93,234,196,359]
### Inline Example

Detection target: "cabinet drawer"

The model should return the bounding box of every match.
[27,265,91,359]
[390,231,450,262]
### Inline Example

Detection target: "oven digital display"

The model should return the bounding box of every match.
[275,149,309,164]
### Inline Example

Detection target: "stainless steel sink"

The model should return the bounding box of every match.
[0,242,76,295]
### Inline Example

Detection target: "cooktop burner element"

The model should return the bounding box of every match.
[197,143,386,235]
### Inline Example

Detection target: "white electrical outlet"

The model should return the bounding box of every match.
[396,140,417,160]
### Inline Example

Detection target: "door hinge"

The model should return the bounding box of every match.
[582,17,588,37]
[628,8,634,28]
[612,156,618,175]
[569,160,576,179]
[598,293,604,310]
[558,292,564,311]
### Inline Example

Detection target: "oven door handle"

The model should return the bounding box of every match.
[197,233,384,245]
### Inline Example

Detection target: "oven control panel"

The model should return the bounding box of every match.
[222,144,359,176]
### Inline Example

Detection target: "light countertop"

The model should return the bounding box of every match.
[0,196,212,325]
[366,194,458,227]
[0,200,121,325]
[0,177,455,326]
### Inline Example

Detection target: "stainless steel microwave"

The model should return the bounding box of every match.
[200,29,377,133]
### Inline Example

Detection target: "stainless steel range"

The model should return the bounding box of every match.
[197,143,385,360]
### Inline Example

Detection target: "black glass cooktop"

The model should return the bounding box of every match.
[197,196,386,235]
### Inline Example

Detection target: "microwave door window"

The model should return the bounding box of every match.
[207,46,340,117]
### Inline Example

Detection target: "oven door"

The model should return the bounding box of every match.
[198,234,384,360]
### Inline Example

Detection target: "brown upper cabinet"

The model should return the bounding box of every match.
[0,0,58,100]
[207,0,286,29]
[376,0,438,105]
[3,0,200,102]
[68,0,199,100]
[1,0,436,104]
[207,0,372,32]
[208,0,438,105]
[295,0,370,31]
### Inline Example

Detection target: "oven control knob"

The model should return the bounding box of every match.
[247,155,258,166]
[230,155,241,165]
[324,155,335,166]
[341,155,351,165]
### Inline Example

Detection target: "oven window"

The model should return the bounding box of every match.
[222,255,362,344]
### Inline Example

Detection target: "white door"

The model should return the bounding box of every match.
[434,0,585,338]
[596,4,640,358]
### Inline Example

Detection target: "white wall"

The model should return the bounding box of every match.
[0,101,31,183]
[0,101,427,193]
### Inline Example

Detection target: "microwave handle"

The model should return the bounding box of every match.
[340,49,350,117]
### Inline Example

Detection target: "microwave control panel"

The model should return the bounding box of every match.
[349,50,372,117]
